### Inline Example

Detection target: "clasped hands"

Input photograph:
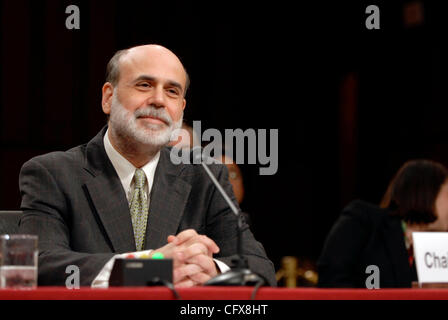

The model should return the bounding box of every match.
[151,229,220,287]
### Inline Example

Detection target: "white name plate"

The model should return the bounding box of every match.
[412,232,448,285]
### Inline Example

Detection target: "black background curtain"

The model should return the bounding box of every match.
[1,0,448,271]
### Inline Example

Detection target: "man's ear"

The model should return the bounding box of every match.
[182,98,186,111]
[102,83,114,115]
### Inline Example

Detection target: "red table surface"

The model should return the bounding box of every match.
[0,287,448,300]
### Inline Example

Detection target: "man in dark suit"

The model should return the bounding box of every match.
[19,44,276,287]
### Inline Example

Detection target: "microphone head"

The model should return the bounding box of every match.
[191,146,203,163]
[190,146,221,165]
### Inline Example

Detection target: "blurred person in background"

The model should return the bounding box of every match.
[170,122,246,206]
[318,159,448,288]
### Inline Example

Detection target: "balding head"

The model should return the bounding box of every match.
[102,44,187,165]
[106,44,190,96]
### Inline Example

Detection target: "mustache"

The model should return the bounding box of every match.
[134,106,172,125]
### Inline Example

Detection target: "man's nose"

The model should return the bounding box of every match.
[148,86,165,107]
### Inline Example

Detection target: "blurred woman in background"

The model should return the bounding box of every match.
[318,159,448,288]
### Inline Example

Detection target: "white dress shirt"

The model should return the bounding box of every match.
[91,129,229,288]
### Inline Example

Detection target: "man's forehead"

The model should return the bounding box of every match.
[119,47,186,83]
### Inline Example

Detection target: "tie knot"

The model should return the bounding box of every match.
[134,168,146,189]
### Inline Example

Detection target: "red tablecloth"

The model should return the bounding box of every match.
[0,287,448,300]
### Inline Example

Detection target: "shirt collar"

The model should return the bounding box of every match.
[103,128,160,197]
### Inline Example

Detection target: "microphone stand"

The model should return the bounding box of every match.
[196,152,266,286]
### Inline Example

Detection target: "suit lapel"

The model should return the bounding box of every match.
[82,128,192,252]
[144,148,191,250]
[382,216,412,286]
[83,127,136,253]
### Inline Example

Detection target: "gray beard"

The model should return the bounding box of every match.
[109,91,183,148]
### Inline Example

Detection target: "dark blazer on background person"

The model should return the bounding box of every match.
[317,200,414,288]
[19,126,276,286]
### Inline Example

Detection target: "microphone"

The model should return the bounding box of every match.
[191,147,267,286]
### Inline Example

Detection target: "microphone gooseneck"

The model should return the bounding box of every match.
[193,148,266,287]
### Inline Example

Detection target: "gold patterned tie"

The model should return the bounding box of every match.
[129,168,149,251]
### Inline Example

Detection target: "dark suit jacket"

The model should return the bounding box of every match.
[317,200,415,288]
[19,126,276,286]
